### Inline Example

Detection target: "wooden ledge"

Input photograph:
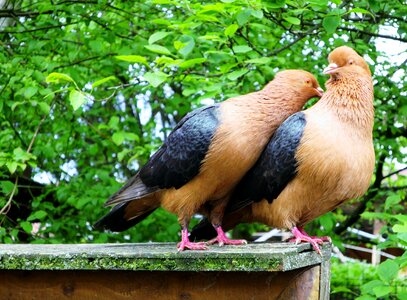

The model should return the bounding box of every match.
[0,242,331,272]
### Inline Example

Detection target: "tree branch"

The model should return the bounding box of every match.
[0,177,18,215]
[0,102,52,215]
[383,167,407,179]
[339,26,407,43]
[267,25,319,56]
[49,53,116,71]
[0,21,80,34]
[0,9,58,18]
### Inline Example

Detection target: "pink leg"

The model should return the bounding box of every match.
[207,226,247,246]
[298,227,331,243]
[177,228,208,252]
[289,226,331,255]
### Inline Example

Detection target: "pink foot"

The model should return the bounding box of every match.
[289,227,331,255]
[177,228,208,251]
[207,226,247,246]
[297,227,332,243]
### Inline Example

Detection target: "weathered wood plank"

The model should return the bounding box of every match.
[0,242,331,299]
[0,268,321,300]
[0,242,331,272]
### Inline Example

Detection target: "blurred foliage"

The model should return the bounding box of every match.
[331,258,407,299]
[0,0,406,296]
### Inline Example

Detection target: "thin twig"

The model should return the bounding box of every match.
[0,21,80,34]
[49,53,116,71]
[383,167,407,179]
[339,26,407,43]
[0,177,18,215]
[0,103,53,215]
[268,25,319,57]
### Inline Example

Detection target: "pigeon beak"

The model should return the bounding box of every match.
[323,63,339,75]
[315,87,324,97]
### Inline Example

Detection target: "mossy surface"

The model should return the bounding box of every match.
[0,242,331,272]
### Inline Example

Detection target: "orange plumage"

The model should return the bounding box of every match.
[191,46,375,253]
[95,70,322,251]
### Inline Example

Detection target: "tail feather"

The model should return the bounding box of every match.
[104,174,159,207]
[94,202,157,232]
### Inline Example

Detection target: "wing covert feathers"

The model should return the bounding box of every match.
[226,112,306,213]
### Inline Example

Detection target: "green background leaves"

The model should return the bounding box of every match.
[0,1,405,298]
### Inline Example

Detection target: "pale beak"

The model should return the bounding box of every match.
[323,63,338,75]
[315,87,324,97]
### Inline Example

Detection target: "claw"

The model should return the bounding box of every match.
[289,226,331,255]
[177,228,208,251]
[207,226,247,246]
[177,241,208,251]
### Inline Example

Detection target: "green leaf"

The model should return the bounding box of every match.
[361,212,390,220]
[397,292,407,300]
[148,31,171,44]
[177,35,195,57]
[89,40,103,52]
[112,132,125,146]
[108,116,120,130]
[393,223,407,233]
[393,215,407,223]
[92,76,116,88]
[268,0,285,8]
[233,45,252,53]
[355,296,376,300]
[323,16,341,34]
[397,233,407,243]
[251,10,263,19]
[27,210,47,221]
[115,55,148,65]
[245,57,271,64]
[236,9,252,26]
[225,24,239,37]
[319,213,334,231]
[117,149,131,162]
[378,260,399,283]
[331,287,355,294]
[227,69,248,80]
[373,285,391,298]
[360,280,383,297]
[284,17,301,25]
[144,71,168,87]
[69,90,86,111]
[347,8,375,18]
[38,102,51,114]
[179,58,207,68]
[308,0,329,6]
[24,86,38,99]
[13,147,31,162]
[385,194,401,210]
[20,221,32,234]
[123,132,139,142]
[45,72,74,84]
[0,181,15,195]
[182,88,197,97]
[6,161,18,174]
[144,45,172,56]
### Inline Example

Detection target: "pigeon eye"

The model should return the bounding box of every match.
[305,79,311,85]
[348,59,354,65]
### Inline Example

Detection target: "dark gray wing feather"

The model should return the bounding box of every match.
[226,112,306,213]
[105,104,220,206]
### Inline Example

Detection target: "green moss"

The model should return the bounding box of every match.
[0,254,282,272]
[0,242,330,272]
